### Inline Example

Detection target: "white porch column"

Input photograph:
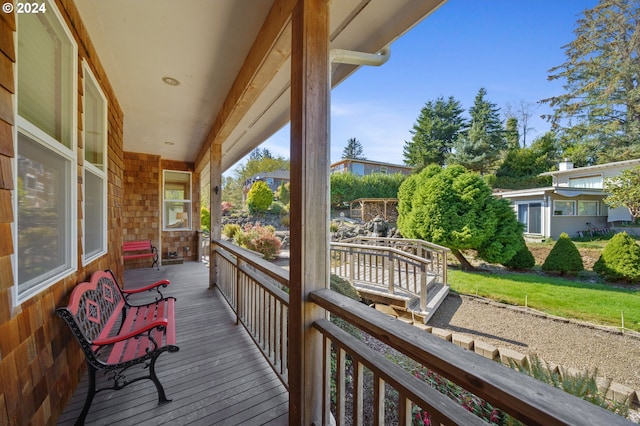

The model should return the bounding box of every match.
[210,143,222,289]
[289,0,330,424]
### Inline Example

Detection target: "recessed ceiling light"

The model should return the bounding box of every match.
[164,141,175,146]
[162,76,180,86]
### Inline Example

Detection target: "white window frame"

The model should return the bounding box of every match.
[82,62,108,265]
[553,200,575,216]
[577,200,599,216]
[13,0,78,305]
[163,170,192,231]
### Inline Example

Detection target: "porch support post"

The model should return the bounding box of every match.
[289,0,330,424]
[210,143,222,289]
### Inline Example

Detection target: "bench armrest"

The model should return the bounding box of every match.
[122,279,170,301]
[93,318,168,346]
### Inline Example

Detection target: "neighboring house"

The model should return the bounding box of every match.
[496,158,640,238]
[330,158,413,176]
[242,169,290,204]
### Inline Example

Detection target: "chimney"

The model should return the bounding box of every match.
[558,158,574,171]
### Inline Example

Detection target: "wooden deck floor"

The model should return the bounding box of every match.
[57,262,289,425]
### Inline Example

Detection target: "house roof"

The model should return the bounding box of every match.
[539,158,640,177]
[74,0,447,172]
[330,158,413,170]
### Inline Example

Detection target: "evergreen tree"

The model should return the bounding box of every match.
[403,96,465,169]
[397,164,523,270]
[505,117,520,151]
[342,138,366,160]
[541,233,584,275]
[593,232,640,283]
[448,88,505,174]
[542,0,640,163]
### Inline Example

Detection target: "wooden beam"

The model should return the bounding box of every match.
[289,0,330,424]
[194,0,297,167]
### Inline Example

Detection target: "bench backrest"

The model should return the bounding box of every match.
[123,240,152,251]
[58,270,125,345]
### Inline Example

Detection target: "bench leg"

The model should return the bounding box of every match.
[149,354,171,404]
[76,364,97,426]
[152,253,159,270]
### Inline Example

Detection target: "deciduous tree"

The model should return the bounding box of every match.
[603,165,640,222]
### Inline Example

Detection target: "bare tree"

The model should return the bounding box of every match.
[504,100,539,147]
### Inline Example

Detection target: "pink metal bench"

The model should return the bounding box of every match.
[123,240,159,270]
[56,270,178,425]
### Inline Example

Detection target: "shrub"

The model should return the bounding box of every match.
[269,201,286,215]
[330,221,339,233]
[247,181,273,213]
[275,182,290,205]
[222,223,241,239]
[200,207,210,233]
[221,201,233,215]
[234,223,281,260]
[512,354,628,418]
[593,232,640,283]
[541,233,584,275]
[503,243,535,269]
[280,214,290,227]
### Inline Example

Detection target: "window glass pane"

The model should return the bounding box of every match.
[84,170,104,258]
[578,200,598,216]
[84,71,106,169]
[554,201,574,216]
[164,171,191,200]
[18,11,74,148]
[17,132,71,292]
[568,176,603,189]
[352,163,364,176]
[164,201,191,229]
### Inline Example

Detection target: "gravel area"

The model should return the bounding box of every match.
[428,293,640,392]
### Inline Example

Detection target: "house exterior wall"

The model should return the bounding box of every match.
[161,159,200,262]
[123,152,162,268]
[1,2,125,424]
[330,159,413,176]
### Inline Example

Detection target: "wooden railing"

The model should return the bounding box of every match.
[330,237,449,312]
[212,239,631,425]
[213,239,289,387]
[310,288,631,425]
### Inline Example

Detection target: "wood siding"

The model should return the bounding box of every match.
[0,1,125,424]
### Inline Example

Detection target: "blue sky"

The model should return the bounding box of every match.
[234,0,598,171]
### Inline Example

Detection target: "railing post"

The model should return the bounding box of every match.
[236,258,243,325]
[420,263,427,312]
[349,247,355,283]
[387,252,394,295]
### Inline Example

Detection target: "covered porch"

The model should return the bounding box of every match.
[57,262,288,425]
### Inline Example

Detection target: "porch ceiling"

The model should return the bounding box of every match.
[75,0,446,171]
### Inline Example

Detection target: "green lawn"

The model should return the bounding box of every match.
[448,270,640,332]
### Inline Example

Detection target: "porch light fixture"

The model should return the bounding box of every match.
[162,76,180,86]
[164,141,175,146]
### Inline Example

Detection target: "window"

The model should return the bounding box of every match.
[379,166,387,174]
[569,175,603,189]
[577,200,598,216]
[351,163,364,176]
[517,203,542,234]
[553,200,575,216]
[163,171,192,230]
[16,0,77,302]
[82,63,108,263]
